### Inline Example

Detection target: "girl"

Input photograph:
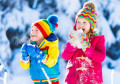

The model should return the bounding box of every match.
[19,15,60,84]
[62,1,106,84]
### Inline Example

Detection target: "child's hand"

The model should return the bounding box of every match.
[24,44,45,61]
[25,44,41,57]
[78,32,91,51]
[68,29,83,48]
[74,29,84,48]
[21,43,29,60]
[68,30,78,47]
[26,44,45,62]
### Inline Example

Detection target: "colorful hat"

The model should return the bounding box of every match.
[74,1,97,32]
[33,15,58,38]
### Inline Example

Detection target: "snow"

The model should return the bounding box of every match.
[108,1,120,27]
[102,56,120,71]
[61,0,81,16]
[3,5,40,31]
[116,29,120,41]
[0,28,11,63]
[102,67,120,84]
[59,58,66,84]
[8,75,33,84]
[56,12,74,41]
[97,14,116,47]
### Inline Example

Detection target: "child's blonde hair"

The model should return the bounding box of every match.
[86,28,99,38]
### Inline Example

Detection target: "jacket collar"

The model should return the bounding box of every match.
[38,33,58,49]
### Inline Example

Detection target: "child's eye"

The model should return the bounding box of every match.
[77,21,80,24]
[36,30,38,31]
[83,22,86,23]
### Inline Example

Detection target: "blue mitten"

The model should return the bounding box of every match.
[26,44,45,61]
[26,44,40,57]
[21,43,29,60]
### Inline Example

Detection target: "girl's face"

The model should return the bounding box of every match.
[76,18,91,34]
[30,26,44,42]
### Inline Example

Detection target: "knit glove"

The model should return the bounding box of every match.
[68,29,83,48]
[78,31,91,51]
[21,44,29,61]
[69,29,91,51]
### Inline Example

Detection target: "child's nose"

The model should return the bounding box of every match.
[78,27,82,30]
[31,31,35,35]
[80,24,84,28]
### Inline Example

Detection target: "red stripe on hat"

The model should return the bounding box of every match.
[34,23,48,38]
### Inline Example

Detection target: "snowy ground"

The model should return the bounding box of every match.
[0,66,120,84]
[102,67,120,84]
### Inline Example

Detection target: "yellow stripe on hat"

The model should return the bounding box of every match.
[41,21,52,35]
[41,21,51,31]
[37,22,49,36]
[38,21,51,36]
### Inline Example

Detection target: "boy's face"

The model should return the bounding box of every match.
[30,26,44,41]
[76,18,91,34]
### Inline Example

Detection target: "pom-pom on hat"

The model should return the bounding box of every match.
[74,1,97,32]
[33,15,58,38]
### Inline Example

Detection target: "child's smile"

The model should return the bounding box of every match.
[30,35,36,38]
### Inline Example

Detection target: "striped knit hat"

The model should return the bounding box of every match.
[74,1,97,32]
[33,15,58,38]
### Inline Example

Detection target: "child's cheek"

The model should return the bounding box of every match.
[30,33,32,38]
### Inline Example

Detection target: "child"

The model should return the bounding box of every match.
[19,15,60,84]
[62,1,106,84]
